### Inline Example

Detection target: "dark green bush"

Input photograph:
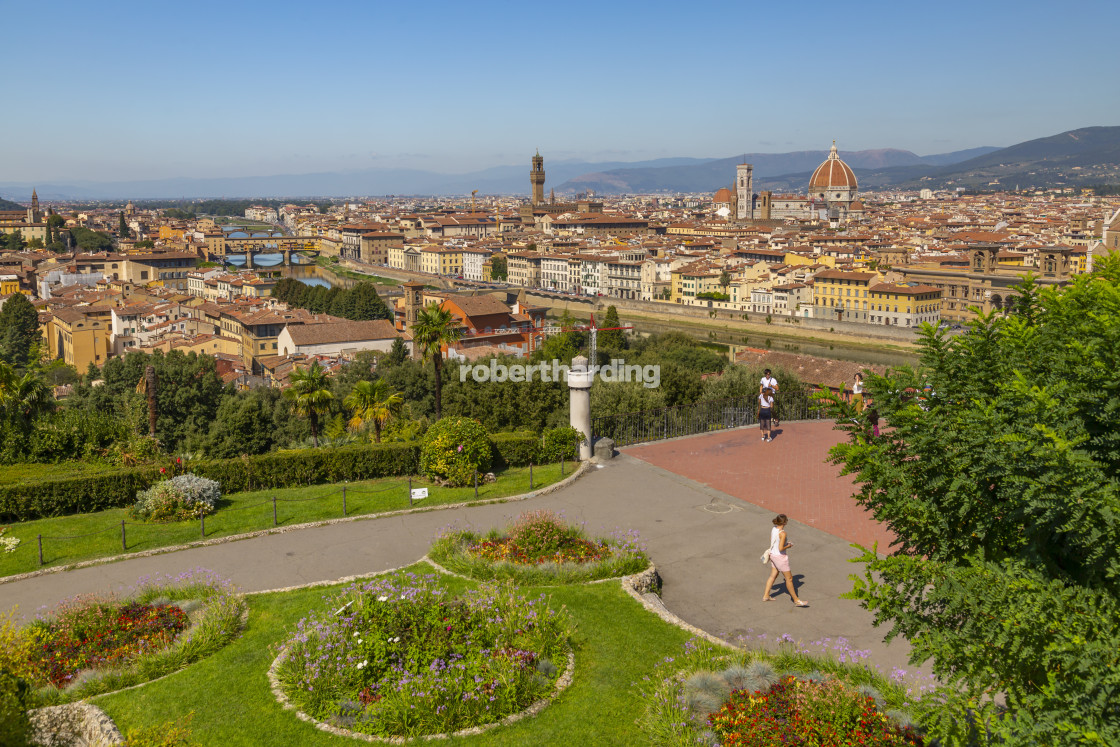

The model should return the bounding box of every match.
[541,426,584,462]
[489,432,541,469]
[2,434,547,521]
[420,417,492,487]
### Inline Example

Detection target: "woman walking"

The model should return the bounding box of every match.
[763,514,809,606]
[758,387,775,442]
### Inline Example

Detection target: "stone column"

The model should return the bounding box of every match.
[568,354,593,460]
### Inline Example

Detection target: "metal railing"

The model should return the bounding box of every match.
[592,387,823,447]
[28,459,577,568]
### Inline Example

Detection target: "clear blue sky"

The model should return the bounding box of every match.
[5,0,1119,182]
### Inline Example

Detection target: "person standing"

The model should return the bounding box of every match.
[852,373,864,414]
[763,514,809,606]
[760,369,779,426]
[758,387,775,441]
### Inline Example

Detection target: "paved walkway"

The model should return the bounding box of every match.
[3,421,914,676]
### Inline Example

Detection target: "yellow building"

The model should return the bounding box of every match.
[811,269,881,323]
[867,283,943,328]
[670,263,722,303]
[419,246,463,276]
[158,225,186,240]
[46,307,114,370]
[0,275,20,296]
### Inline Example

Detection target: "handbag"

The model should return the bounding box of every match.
[761,549,771,564]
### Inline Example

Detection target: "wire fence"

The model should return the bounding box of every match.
[30,458,576,567]
[591,387,825,448]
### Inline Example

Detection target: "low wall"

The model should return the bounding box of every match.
[524,292,921,344]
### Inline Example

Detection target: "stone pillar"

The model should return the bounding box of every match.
[568,354,593,460]
[245,251,253,269]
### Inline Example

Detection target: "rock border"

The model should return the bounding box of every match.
[619,565,739,652]
[28,701,124,746]
[266,603,576,744]
[1,461,589,586]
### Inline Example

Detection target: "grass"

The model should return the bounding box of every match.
[94,563,694,746]
[314,256,400,286]
[0,464,565,578]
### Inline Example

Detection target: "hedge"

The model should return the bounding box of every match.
[1,432,546,523]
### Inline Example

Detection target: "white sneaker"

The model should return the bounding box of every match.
[766,437,772,442]
[761,436,766,441]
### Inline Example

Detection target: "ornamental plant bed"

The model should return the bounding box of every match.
[1,569,246,705]
[637,638,940,746]
[429,509,649,585]
[273,572,573,740]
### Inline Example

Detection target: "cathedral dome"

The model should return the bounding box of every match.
[809,142,858,191]
[713,188,733,204]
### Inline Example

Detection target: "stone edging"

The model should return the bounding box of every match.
[619,565,739,652]
[267,630,575,744]
[421,554,655,588]
[1,461,590,586]
[29,701,124,746]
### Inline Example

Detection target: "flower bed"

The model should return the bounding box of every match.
[429,510,649,585]
[2,569,245,704]
[638,639,938,746]
[274,573,573,740]
[710,674,924,746]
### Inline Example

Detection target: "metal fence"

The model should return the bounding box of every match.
[592,387,823,447]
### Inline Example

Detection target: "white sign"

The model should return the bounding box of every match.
[410,488,429,501]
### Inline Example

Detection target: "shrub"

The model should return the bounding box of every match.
[0,668,33,747]
[420,417,491,487]
[540,426,584,462]
[489,432,540,469]
[0,608,38,683]
[123,713,195,747]
[130,473,220,522]
[275,573,572,739]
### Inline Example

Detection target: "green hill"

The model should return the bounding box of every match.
[0,197,23,211]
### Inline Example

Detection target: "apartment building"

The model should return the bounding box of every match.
[811,269,881,323]
[867,283,943,327]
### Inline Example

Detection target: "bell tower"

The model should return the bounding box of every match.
[29,189,41,223]
[530,150,546,205]
[735,163,753,221]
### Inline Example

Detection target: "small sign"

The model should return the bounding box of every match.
[411,488,429,501]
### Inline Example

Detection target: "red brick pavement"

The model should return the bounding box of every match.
[626,420,895,550]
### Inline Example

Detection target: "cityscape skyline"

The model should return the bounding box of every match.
[4,0,1120,183]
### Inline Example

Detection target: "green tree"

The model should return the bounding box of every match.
[719,269,731,291]
[411,303,462,420]
[2,230,24,252]
[0,293,41,370]
[490,255,508,281]
[0,361,52,425]
[283,360,333,447]
[345,379,402,442]
[118,211,131,238]
[598,305,626,350]
[822,262,1120,745]
[203,388,280,458]
[68,226,114,252]
[384,337,409,367]
[348,282,391,321]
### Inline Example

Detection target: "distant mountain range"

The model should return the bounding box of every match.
[561,127,1120,195]
[1,126,1117,201]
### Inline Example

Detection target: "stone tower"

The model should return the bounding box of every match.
[402,281,425,360]
[530,150,546,205]
[735,163,753,221]
[29,189,41,223]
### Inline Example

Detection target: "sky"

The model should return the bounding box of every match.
[4,0,1119,183]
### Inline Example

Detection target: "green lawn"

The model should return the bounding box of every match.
[0,464,565,578]
[314,256,400,286]
[95,564,692,746]
[0,462,127,486]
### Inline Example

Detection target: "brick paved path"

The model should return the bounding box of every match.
[627,419,895,551]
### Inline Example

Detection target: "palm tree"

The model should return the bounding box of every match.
[0,361,52,424]
[411,303,462,420]
[283,360,333,447]
[345,379,402,443]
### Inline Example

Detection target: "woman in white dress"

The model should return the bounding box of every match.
[763,514,809,606]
